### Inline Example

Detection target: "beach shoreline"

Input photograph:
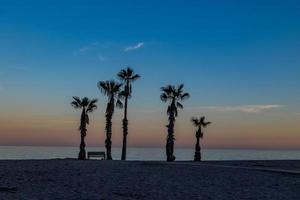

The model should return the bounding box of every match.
[0,160,299,200]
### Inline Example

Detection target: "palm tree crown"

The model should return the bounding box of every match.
[191,116,211,138]
[160,84,190,117]
[71,96,98,127]
[117,67,141,97]
[97,80,123,111]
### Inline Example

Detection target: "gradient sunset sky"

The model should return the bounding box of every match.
[0,0,299,149]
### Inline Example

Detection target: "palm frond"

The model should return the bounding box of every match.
[126,67,133,77]
[195,116,211,127]
[97,81,109,95]
[118,90,126,99]
[87,99,98,112]
[131,74,141,81]
[117,69,127,80]
[161,85,173,95]
[180,92,190,101]
[177,84,184,92]
[81,97,90,107]
[71,101,81,109]
[191,117,200,126]
[200,116,205,124]
[98,80,122,97]
[89,98,98,105]
[177,102,183,109]
[203,121,212,127]
[160,93,168,102]
[72,96,82,105]
[113,82,123,94]
[117,67,139,82]
[116,99,123,109]
[86,104,97,113]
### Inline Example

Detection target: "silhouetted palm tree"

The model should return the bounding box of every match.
[191,116,211,161]
[160,84,190,161]
[71,96,98,160]
[117,67,141,160]
[97,80,123,160]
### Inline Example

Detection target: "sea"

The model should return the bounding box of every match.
[0,146,299,160]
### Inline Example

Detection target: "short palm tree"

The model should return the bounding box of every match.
[71,96,98,160]
[160,84,190,162]
[191,116,211,161]
[117,67,141,160]
[97,80,123,160]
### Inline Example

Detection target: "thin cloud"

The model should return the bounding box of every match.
[79,42,98,52]
[189,105,283,113]
[74,42,100,55]
[124,42,144,52]
[133,105,283,114]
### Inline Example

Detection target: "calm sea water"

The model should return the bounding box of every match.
[0,146,299,160]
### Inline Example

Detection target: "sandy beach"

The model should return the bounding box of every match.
[0,160,299,200]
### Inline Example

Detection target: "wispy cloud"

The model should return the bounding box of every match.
[79,42,99,52]
[74,42,100,55]
[188,105,283,113]
[131,105,283,114]
[124,42,144,52]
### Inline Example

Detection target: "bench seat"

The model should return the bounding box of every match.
[87,151,106,160]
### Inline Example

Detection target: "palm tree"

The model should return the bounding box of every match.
[71,96,98,160]
[117,67,141,160]
[160,84,190,162]
[97,80,123,160]
[191,116,211,161]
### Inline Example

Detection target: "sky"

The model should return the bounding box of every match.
[0,0,299,149]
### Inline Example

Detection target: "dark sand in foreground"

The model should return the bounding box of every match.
[0,160,299,200]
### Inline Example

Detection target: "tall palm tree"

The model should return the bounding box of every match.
[71,96,98,160]
[160,84,190,162]
[97,80,123,160]
[117,67,141,160]
[191,116,211,161]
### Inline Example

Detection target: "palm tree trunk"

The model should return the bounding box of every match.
[105,98,114,160]
[194,136,201,161]
[105,114,113,160]
[166,112,175,162]
[121,95,128,160]
[78,108,86,160]
[78,130,86,160]
[194,128,201,161]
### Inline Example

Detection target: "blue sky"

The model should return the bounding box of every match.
[0,1,299,148]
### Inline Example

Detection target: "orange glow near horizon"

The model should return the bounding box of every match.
[1,106,300,149]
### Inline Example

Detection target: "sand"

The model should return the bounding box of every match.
[0,160,299,200]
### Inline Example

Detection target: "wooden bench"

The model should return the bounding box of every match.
[87,152,106,160]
